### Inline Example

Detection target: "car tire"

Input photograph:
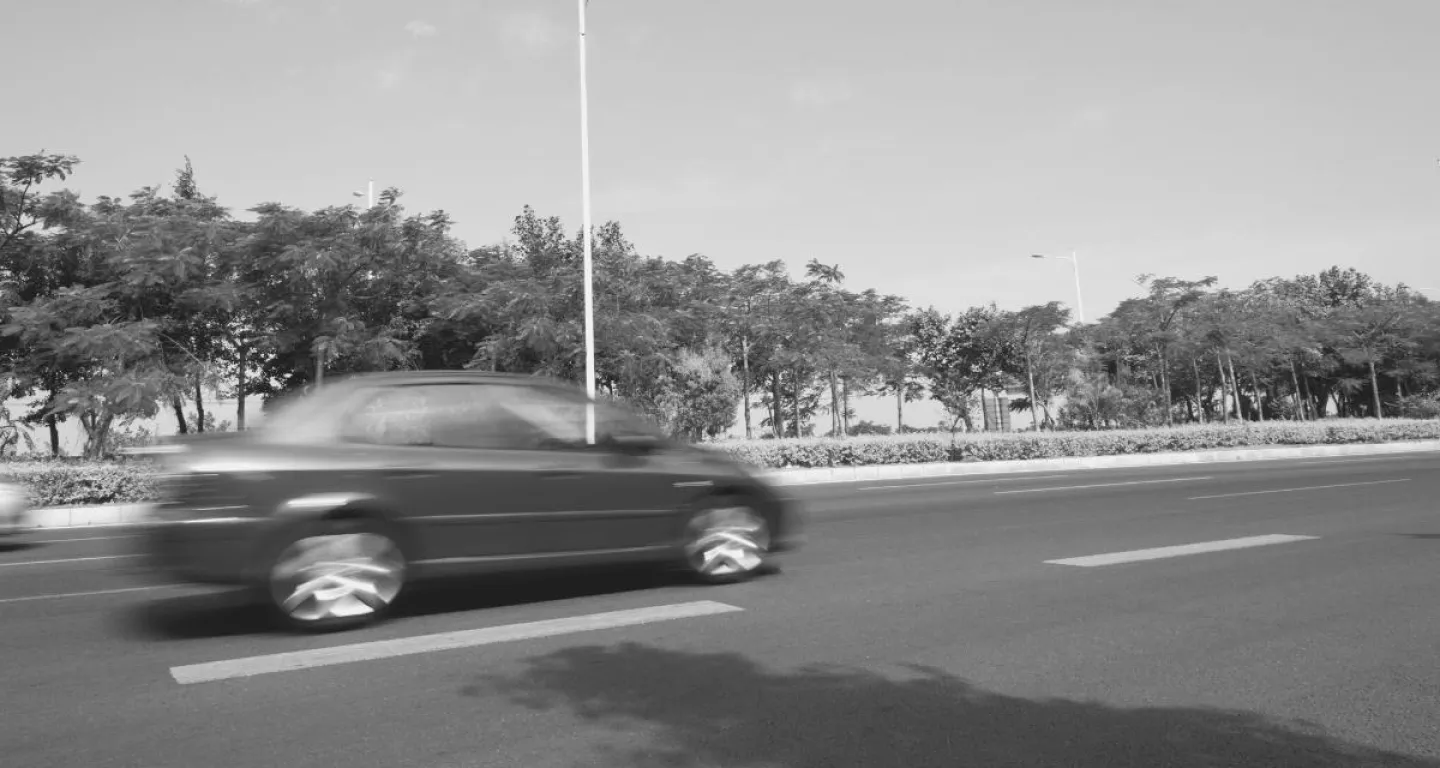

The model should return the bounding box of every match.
[265,517,407,633]
[680,496,772,584]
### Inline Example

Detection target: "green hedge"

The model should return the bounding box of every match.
[709,419,1440,469]
[2,419,1437,506]
[0,458,159,508]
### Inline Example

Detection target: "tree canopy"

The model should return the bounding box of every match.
[2,152,1436,456]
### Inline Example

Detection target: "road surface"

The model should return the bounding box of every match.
[3,453,1439,767]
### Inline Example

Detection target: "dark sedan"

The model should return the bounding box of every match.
[138,371,799,631]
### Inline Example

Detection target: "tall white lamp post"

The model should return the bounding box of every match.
[1029,251,1085,324]
[578,0,597,443]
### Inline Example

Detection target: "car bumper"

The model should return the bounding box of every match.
[138,513,270,586]
[0,483,31,535]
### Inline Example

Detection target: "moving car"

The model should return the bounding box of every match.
[138,371,800,631]
[0,480,30,536]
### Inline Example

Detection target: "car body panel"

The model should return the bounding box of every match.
[137,371,799,591]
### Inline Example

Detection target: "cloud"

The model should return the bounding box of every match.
[789,78,854,109]
[601,171,787,214]
[500,11,562,55]
[218,0,293,24]
[1067,105,1113,130]
[789,76,854,109]
[405,19,438,39]
[375,49,417,90]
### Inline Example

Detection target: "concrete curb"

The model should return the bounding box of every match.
[758,439,1440,486]
[19,439,1440,530]
[24,503,154,531]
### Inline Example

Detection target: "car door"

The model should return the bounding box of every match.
[479,384,694,557]
[339,383,543,564]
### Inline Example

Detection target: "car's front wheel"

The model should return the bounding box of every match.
[681,498,771,584]
[266,520,407,632]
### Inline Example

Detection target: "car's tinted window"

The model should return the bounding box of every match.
[340,382,609,451]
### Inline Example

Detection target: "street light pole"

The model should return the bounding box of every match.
[1029,251,1086,324]
[1068,250,1085,324]
[352,178,375,209]
[577,0,597,444]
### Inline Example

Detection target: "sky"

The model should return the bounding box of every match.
[10,0,1440,323]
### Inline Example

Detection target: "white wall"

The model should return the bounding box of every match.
[4,389,262,457]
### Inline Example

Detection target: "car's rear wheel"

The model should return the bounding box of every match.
[681,498,771,584]
[266,520,407,632]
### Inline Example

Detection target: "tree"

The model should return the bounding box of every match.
[994,302,1071,430]
[0,152,81,256]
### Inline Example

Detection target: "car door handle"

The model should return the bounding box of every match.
[384,468,439,480]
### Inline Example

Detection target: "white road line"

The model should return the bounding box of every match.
[0,586,172,605]
[1290,456,1426,466]
[27,535,136,544]
[1188,479,1410,501]
[1045,534,1320,567]
[170,600,744,685]
[0,555,137,568]
[995,477,1212,495]
[861,474,1072,491]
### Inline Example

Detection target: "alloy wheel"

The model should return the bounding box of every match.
[684,504,770,581]
[269,531,405,626]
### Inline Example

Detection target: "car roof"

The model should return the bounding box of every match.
[320,370,578,392]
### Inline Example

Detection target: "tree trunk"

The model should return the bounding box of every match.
[895,386,904,433]
[1192,357,1205,423]
[771,372,783,438]
[1216,353,1230,425]
[1289,360,1305,421]
[1025,351,1041,431]
[1368,359,1384,419]
[194,376,206,433]
[1249,369,1265,423]
[791,366,802,437]
[236,345,248,431]
[1301,374,1317,419]
[172,396,189,435]
[842,378,852,436]
[828,371,841,438]
[81,410,115,460]
[741,335,752,440]
[1159,347,1174,426]
[46,414,60,457]
[1226,352,1242,420]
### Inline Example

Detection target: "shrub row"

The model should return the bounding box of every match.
[1,419,1436,506]
[709,419,1440,469]
[0,458,159,508]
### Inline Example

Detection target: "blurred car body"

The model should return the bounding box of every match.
[138,371,799,631]
[0,481,30,535]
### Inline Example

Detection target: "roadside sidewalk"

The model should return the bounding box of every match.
[757,438,1440,485]
[20,439,1440,530]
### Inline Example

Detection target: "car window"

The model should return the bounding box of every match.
[342,386,439,447]
[338,383,595,451]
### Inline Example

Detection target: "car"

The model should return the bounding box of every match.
[0,480,30,536]
[137,371,800,632]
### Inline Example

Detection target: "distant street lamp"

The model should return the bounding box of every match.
[1029,251,1085,324]
[351,178,375,209]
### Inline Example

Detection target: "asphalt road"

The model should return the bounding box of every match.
[3,453,1439,767]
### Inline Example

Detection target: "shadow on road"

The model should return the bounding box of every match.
[119,565,743,640]
[0,541,37,554]
[471,643,1438,768]
[1399,533,1440,540]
